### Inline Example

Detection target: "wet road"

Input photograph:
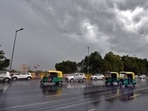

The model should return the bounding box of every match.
[0,79,148,111]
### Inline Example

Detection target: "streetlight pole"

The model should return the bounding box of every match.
[10,28,24,71]
[87,47,89,74]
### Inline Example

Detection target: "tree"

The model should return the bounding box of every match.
[122,55,148,74]
[77,56,89,73]
[104,52,123,72]
[89,51,103,74]
[78,51,103,74]
[55,51,148,75]
[0,46,10,70]
[55,60,77,73]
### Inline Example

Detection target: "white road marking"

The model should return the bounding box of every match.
[88,108,96,111]
[129,94,140,98]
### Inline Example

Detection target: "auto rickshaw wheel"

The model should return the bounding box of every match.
[110,82,113,86]
[133,83,135,87]
[59,81,62,85]
[40,82,45,87]
[125,85,128,88]
[105,81,108,86]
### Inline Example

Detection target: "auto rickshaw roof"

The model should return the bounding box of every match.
[110,72,119,74]
[48,70,62,73]
[119,71,135,79]
[120,71,135,75]
[47,70,63,77]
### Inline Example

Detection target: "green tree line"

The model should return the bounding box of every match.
[55,51,148,75]
[1,45,148,75]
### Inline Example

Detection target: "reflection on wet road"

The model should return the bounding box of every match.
[0,79,148,111]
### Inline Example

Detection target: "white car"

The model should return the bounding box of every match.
[12,72,32,80]
[0,71,11,82]
[65,73,86,82]
[139,74,147,79]
[90,74,104,80]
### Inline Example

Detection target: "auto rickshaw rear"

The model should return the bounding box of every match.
[40,70,63,86]
[105,72,120,86]
[119,71,136,88]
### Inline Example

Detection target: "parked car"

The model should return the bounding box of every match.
[90,74,104,80]
[139,74,147,79]
[65,73,86,82]
[0,71,11,82]
[11,72,32,80]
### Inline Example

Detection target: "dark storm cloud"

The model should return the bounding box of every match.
[115,0,148,10]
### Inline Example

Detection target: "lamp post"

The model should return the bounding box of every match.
[10,28,24,71]
[87,46,89,74]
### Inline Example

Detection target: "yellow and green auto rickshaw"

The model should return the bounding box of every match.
[40,70,63,86]
[119,71,136,88]
[104,72,120,86]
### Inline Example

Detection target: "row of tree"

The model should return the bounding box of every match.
[55,51,148,75]
[1,45,148,75]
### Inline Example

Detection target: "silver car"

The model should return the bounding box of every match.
[90,74,104,80]
[65,73,86,82]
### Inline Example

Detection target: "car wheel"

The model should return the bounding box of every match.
[70,79,74,82]
[3,78,10,82]
[94,77,97,80]
[82,78,86,82]
[12,77,17,81]
[27,77,32,80]
[58,81,63,86]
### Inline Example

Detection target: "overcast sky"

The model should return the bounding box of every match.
[1,0,148,71]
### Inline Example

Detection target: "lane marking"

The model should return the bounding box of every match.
[88,108,96,111]
[129,94,140,98]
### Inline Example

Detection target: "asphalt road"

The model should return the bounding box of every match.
[0,79,148,111]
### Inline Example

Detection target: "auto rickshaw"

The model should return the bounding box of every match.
[105,72,120,86]
[40,70,63,86]
[119,71,136,88]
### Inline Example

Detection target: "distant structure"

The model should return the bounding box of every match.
[19,64,28,73]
